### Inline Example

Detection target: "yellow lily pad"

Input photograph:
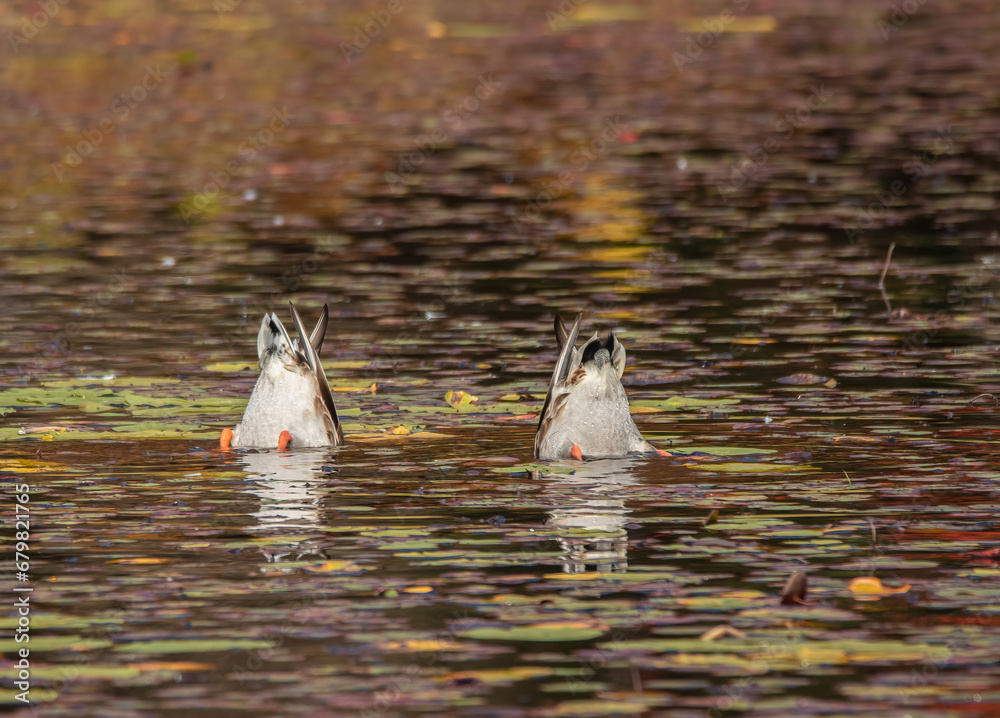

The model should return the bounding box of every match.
[445,390,479,408]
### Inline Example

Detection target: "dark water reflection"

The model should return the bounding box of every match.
[3,0,1000,715]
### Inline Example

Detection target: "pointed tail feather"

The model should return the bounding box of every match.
[309,304,329,355]
[288,302,343,444]
[550,314,582,390]
[535,313,583,453]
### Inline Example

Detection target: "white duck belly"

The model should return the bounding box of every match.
[233,362,332,448]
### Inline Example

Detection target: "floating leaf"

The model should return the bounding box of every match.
[546,700,648,716]
[438,666,556,684]
[301,560,365,573]
[847,577,911,596]
[632,396,740,412]
[776,373,830,385]
[114,639,274,654]
[445,390,479,408]
[130,662,215,672]
[379,639,461,652]
[700,625,747,641]
[460,623,606,642]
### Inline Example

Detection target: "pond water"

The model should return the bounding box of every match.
[3,1,1000,716]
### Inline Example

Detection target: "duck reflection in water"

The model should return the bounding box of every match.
[235,449,333,565]
[542,458,640,574]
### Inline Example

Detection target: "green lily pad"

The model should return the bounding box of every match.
[113,638,274,654]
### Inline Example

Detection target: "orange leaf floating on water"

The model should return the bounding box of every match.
[438,666,553,684]
[302,560,363,574]
[389,425,411,435]
[109,558,171,565]
[630,405,662,414]
[699,625,747,641]
[332,382,377,394]
[380,639,461,652]
[848,576,911,596]
[527,620,602,630]
[403,585,434,593]
[130,662,215,672]
[731,337,777,345]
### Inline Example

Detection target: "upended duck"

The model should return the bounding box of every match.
[220,302,343,450]
[534,314,662,461]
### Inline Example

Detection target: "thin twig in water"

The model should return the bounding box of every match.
[878,242,896,314]
[868,518,877,546]
[843,470,851,485]
[630,665,643,694]
[968,393,999,407]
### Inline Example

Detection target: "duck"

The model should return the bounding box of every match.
[220,302,343,450]
[534,314,661,461]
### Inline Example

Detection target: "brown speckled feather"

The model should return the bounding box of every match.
[288,302,343,445]
[534,314,582,457]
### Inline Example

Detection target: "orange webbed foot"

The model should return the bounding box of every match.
[656,449,671,457]
[570,444,583,461]
[277,430,292,451]
[220,428,234,450]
